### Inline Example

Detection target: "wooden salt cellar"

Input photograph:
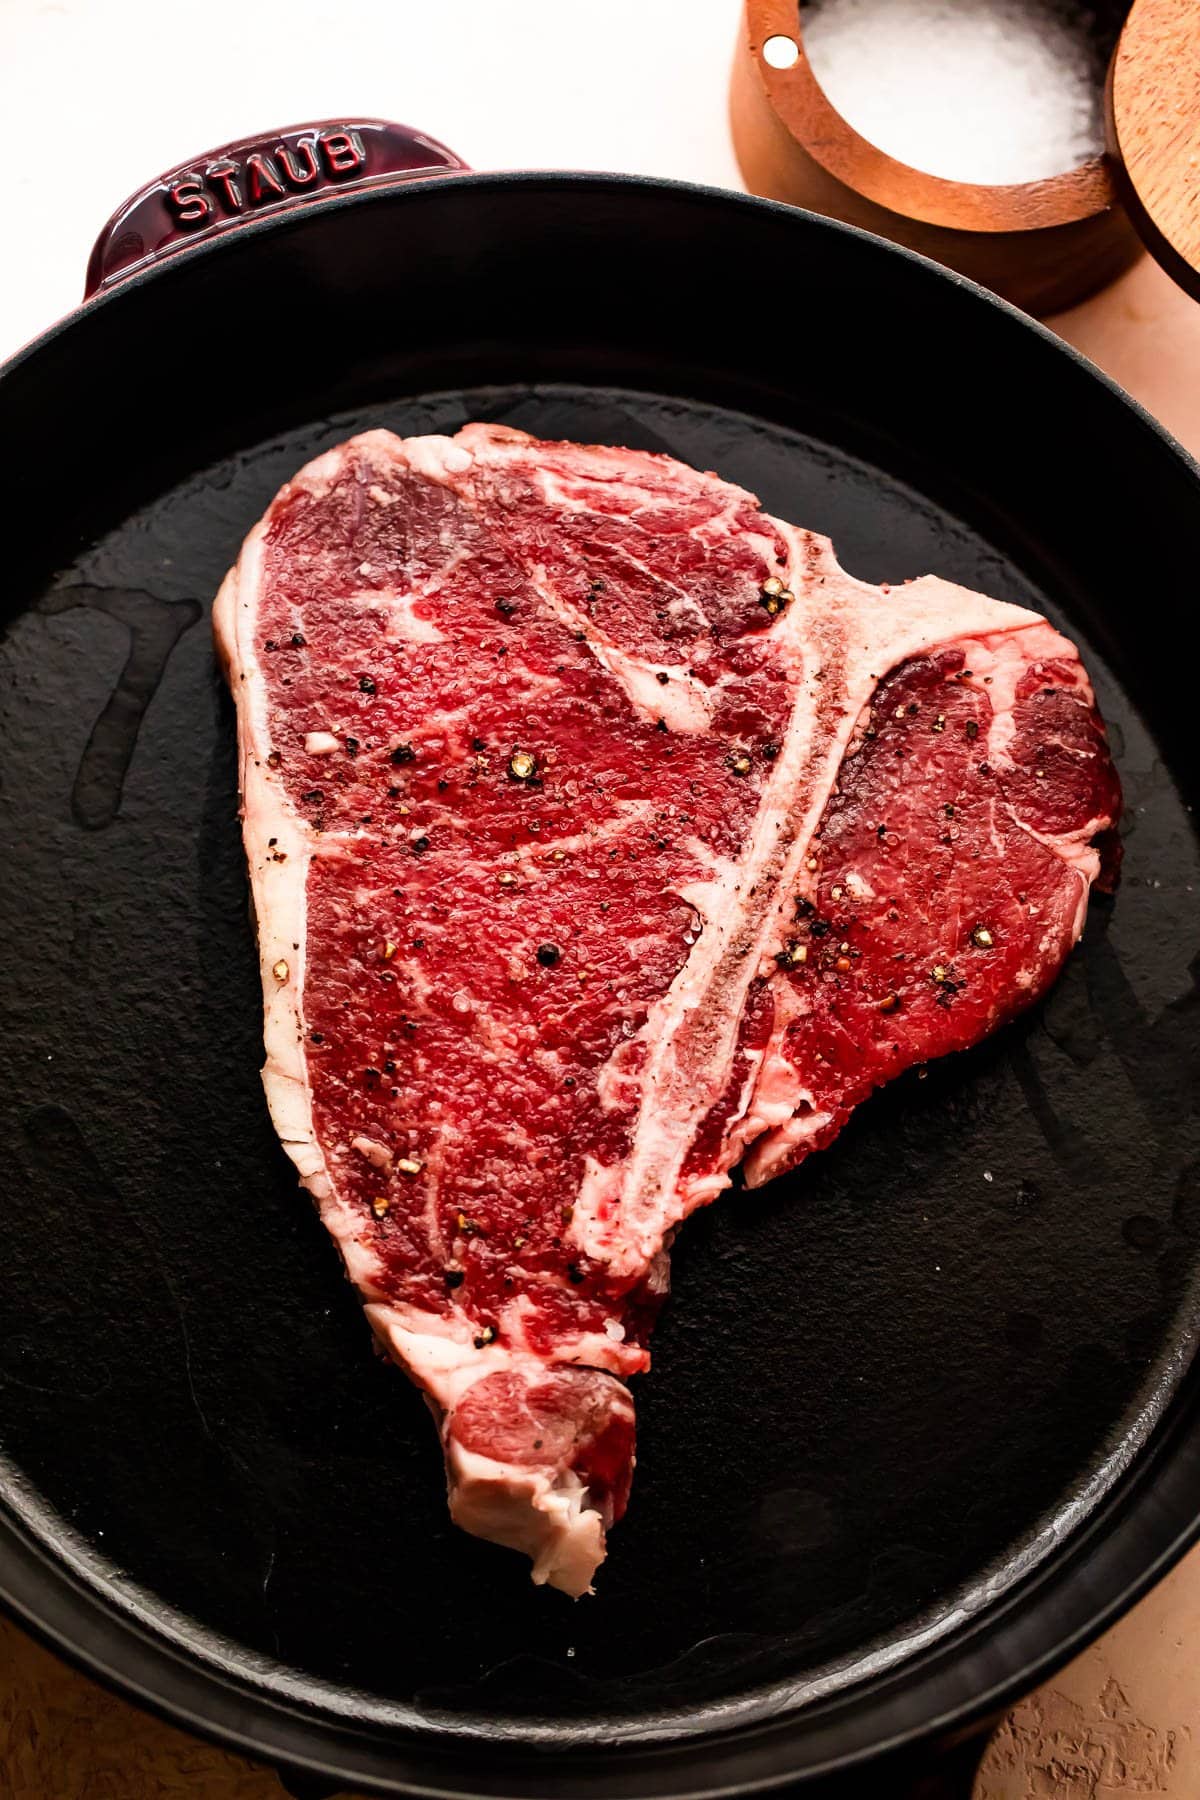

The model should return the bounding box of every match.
[731,0,1200,315]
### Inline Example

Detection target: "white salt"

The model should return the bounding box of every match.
[801,0,1105,184]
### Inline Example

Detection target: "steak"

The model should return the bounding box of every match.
[214,425,1120,1594]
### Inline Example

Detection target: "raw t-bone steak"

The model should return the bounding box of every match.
[214,425,1120,1594]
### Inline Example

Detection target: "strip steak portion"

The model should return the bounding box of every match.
[214,425,1120,1594]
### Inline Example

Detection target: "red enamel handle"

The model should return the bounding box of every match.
[84,119,468,296]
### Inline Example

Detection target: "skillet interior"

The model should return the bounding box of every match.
[0,175,1198,1792]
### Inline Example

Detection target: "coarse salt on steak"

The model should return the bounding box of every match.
[213,424,1120,1595]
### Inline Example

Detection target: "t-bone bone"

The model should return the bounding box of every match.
[214,425,1121,1595]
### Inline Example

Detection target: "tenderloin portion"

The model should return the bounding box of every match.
[214,425,1120,1594]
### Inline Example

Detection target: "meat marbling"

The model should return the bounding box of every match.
[214,425,1120,1595]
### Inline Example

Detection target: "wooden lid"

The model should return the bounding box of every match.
[1108,0,1200,300]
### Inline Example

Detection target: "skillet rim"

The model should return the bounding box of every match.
[4,166,1199,489]
[1,167,1199,1795]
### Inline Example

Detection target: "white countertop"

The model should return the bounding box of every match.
[0,0,741,362]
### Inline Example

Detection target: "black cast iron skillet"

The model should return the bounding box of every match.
[1,119,1199,1800]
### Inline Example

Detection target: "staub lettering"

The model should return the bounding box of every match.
[165,129,367,227]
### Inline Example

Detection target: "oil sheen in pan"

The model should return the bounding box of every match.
[0,383,1197,1737]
